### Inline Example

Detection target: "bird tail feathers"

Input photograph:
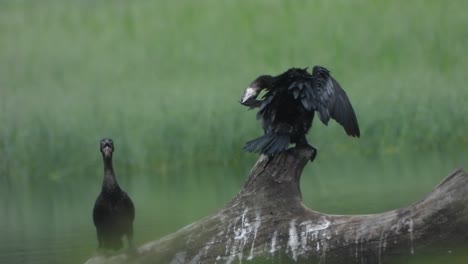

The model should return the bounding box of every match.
[243,133,290,156]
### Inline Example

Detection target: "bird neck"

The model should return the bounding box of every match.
[102,156,120,192]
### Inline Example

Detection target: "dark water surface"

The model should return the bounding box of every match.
[1,151,467,264]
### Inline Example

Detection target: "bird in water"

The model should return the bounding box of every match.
[240,66,360,161]
[93,138,135,251]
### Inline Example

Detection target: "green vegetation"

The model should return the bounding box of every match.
[1,0,467,263]
[2,0,467,175]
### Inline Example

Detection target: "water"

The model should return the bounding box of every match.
[1,151,467,264]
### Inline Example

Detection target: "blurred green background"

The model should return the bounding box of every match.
[1,0,467,263]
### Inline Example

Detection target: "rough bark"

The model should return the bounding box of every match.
[85,146,468,264]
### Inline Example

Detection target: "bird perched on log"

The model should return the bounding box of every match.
[240,66,360,161]
[93,138,135,251]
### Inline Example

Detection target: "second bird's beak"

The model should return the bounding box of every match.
[240,87,259,105]
[103,146,112,158]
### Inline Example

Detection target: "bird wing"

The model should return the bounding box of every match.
[288,66,360,137]
[256,90,278,133]
[93,194,110,228]
[119,192,135,222]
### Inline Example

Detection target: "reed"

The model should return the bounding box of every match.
[1,0,467,178]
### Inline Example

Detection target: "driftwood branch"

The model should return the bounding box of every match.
[85,146,468,264]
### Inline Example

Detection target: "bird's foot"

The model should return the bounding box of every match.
[95,247,111,256]
[126,246,138,257]
[127,239,138,255]
[294,139,317,162]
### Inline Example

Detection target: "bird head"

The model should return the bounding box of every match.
[100,138,114,158]
[240,75,274,106]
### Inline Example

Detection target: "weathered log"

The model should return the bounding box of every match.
[85,146,468,264]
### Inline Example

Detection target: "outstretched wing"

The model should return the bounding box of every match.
[289,66,360,137]
[311,66,360,137]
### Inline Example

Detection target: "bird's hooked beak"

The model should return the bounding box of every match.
[240,87,259,106]
[103,145,112,158]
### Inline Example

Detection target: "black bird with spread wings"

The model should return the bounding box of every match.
[240,66,360,160]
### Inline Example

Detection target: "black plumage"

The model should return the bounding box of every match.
[93,138,135,251]
[240,66,360,159]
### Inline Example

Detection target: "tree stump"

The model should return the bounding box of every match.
[85,146,468,264]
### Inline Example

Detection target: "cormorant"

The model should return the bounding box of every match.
[240,66,360,160]
[93,138,135,251]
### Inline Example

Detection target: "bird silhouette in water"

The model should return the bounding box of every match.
[93,138,135,251]
[240,66,360,161]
